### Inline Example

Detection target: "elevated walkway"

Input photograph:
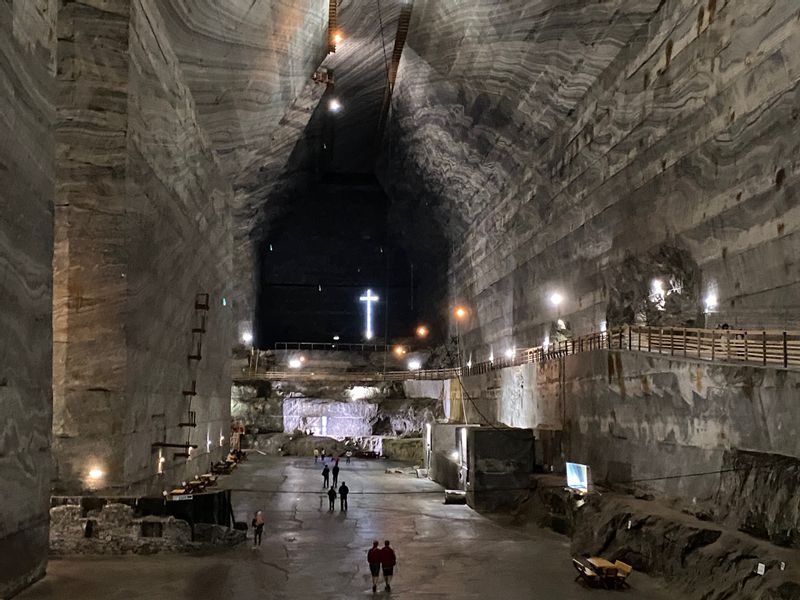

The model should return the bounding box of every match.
[233,325,800,384]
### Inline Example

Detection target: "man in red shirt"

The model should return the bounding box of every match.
[380,539,397,591]
[367,540,382,593]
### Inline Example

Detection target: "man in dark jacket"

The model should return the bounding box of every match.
[367,540,382,592]
[380,540,397,591]
[322,464,330,488]
[338,481,349,511]
[332,463,340,486]
[326,486,336,511]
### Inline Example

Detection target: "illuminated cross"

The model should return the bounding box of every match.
[359,289,379,340]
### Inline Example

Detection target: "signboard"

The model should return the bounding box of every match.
[169,494,193,501]
[566,462,589,493]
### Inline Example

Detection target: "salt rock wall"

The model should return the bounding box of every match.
[380,0,800,355]
[460,349,800,513]
[283,397,379,438]
[234,379,445,438]
[156,0,329,324]
[231,384,284,433]
[53,0,233,496]
[0,2,56,595]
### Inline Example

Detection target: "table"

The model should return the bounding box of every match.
[587,557,618,587]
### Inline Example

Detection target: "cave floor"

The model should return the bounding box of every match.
[20,455,671,599]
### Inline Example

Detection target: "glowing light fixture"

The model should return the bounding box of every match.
[88,467,104,480]
[393,345,407,356]
[505,348,515,359]
[289,358,302,369]
[454,306,468,320]
[329,98,342,112]
[242,332,253,344]
[359,289,379,340]
[416,325,429,338]
[549,292,563,307]
[408,359,421,371]
[333,32,343,45]
[450,450,460,461]
[705,292,717,313]
[333,335,340,341]
[221,297,227,307]
[599,320,607,333]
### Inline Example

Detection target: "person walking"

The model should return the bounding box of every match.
[380,540,396,591]
[367,540,382,593]
[338,481,349,511]
[345,449,353,464]
[332,463,340,487]
[322,464,330,488]
[327,486,337,511]
[251,511,264,547]
[314,448,319,463]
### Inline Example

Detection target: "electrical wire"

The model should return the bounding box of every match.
[375,0,391,87]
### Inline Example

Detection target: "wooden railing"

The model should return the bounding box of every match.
[234,326,800,383]
[463,325,800,376]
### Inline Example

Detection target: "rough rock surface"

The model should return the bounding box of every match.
[52,0,233,496]
[49,503,244,555]
[523,477,800,600]
[0,1,56,596]
[233,378,444,438]
[380,0,800,355]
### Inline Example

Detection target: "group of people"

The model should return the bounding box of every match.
[248,456,401,593]
[322,456,349,511]
[367,540,397,593]
[314,447,353,464]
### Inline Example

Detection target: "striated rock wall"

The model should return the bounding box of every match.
[460,350,800,530]
[380,0,800,355]
[53,0,233,496]
[0,1,56,596]
[156,0,329,324]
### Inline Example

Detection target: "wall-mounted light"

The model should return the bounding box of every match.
[289,359,302,369]
[393,345,407,356]
[242,332,253,344]
[450,450,460,461]
[704,292,717,313]
[333,335,340,341]
[549,292,563,307]
[329,98,342,112]
[453,306,468,320]
[416,325,429,338]
[88,467,104,480]
[408,359,421,371]
[505,348,515,359]
[333,32,343,45]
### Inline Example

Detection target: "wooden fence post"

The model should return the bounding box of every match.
[784,331,788,369]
